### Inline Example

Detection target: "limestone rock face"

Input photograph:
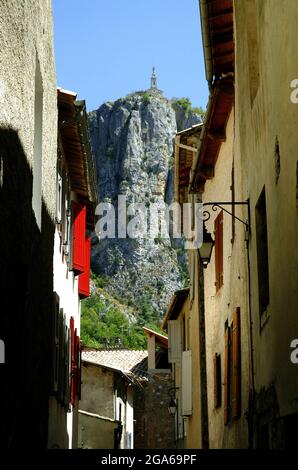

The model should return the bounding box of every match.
[89,89,201,314]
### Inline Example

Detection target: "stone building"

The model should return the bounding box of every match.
[47,89,97,449]
[233,0,298,448]
[168,0,298,449]
[0,0,57,447]
[0,2,97,448]
[135,328,174,449]
[79,349,148,449]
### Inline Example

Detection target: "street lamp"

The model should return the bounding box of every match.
[168,398,177,416]
[199,221,214,267]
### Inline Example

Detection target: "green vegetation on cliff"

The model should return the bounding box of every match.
[81,274,165,350]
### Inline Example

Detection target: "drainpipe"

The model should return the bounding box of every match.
[199,0,213,91]
[188,95,213,193]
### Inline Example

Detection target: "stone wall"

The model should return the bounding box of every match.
[134,371,175,449]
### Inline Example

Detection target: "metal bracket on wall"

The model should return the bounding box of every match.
[203,200,251,236]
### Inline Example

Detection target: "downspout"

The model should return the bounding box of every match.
[189,95,213,193]
[246,217,256,448]
[199,0,213,91]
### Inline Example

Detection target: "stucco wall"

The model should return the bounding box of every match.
[79,412,117,449]
[234,0,298,447]
[0,0,57,448]
[80,363,115,419]
[203,111,250,448]
[0,0,57,218]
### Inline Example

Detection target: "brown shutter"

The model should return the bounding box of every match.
[232,307,241,419]
[214,353,222,408]
[224,326,230,425]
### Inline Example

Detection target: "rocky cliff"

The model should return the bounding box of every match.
[88,87,201,315]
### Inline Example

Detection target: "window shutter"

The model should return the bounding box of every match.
[79,236,91,298]
[70,317,76,406]
[224,326,230,425]
[214,353,222,408]
[77,336,82,401]
[168,320,181,363]
[64,325,71,411]
[182,350,192,416]
[232,307,241,419]
[72,201,86,274]
[57,309,65,404]
[52,293,60,393]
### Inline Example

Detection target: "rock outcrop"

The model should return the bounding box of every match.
[89,87,201,315]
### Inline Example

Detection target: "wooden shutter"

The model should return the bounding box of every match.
[77,336,82,401]
[52,293,60,393]
[70,317,76,406]
[58,309,65,404]
[64,325,71,411]
[72,201,86,274]
[168,320,182,363]
[215,211,223,290]
[224,326,230,425]
[214,353,222,408]
[79,236,91,298]
[182,350,192,416]
[232,307,241,419]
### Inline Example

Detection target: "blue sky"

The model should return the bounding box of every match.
[52,0,209,112]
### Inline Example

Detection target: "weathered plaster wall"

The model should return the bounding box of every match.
[203,112,250,448]
[80,363,115,419]
[234,0,298,447]
[0,0,57,448]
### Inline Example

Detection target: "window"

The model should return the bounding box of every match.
[32,57,43,230]
[231,307,241,419]
[214,353,222,408]
[224,308,242,425]
[56,157,62,224]
[214,211,224,291]
[255,187,270,317]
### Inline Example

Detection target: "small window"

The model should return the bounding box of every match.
[214,211,224,291]
[255,187,270,317]
[56,158,62,224]
[214,353,222,408]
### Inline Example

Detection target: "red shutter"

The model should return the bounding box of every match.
[72,202,86,274]
[79,236,91,298]
[232,307,241,419]
[224,326,230,425]
[70,317,75,406]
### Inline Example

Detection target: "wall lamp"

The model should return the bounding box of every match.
[199,200,250,267]
[167,387,179,416]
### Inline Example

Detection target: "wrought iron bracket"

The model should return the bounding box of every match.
[203,200,250,233]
